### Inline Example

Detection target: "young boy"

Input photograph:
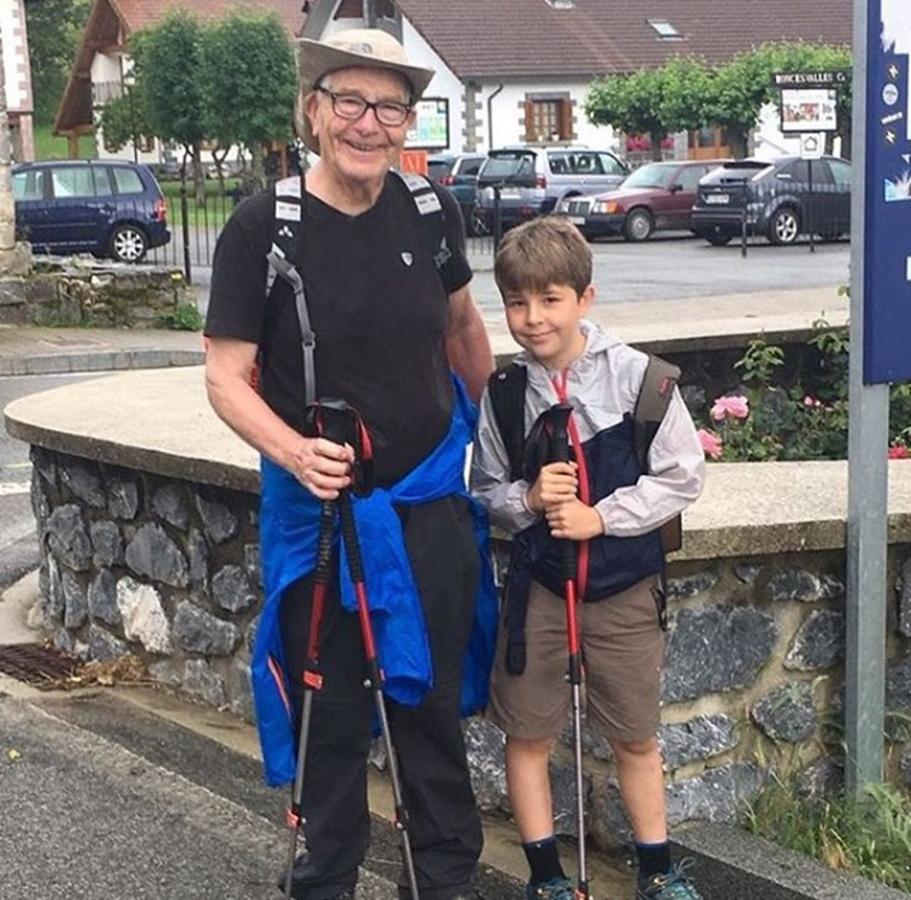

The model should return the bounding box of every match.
[470,216,706,900]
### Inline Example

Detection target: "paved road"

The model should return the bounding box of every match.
[191,232,850,321]
[0,373,102,588]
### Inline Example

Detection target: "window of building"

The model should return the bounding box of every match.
[648,19,682,40]
[525,95,572,143]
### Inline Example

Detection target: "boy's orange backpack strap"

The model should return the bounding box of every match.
[633,354,683,554]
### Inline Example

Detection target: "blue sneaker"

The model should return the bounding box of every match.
[526,876,576,899]
[636,859,703,899]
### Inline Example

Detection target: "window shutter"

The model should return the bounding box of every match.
[560,100,572,141]
[524,99,536,143]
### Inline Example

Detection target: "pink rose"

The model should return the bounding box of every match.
[888,445,910,459]
[697,428,724,460]
[803,395,816,407]
[710,395,750,421]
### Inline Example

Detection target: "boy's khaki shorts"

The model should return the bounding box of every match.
[486,576,665,743]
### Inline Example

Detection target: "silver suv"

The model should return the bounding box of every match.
[476,146,628,230]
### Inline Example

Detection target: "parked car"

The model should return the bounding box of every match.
[427,152,487,234]
[12,160,171,263]
[475,145,628,230]
[692,155,852,246]
[557,159,730,241]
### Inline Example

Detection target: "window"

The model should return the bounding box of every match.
[456,157,484,177]
[525,95,572,143]
[568,152,602,175]
[94,168,114,197]
[112,167,144,195]
[599,152,626,176]
[50,166,96,199]
[12,170,44,201]
[648,19,682,39]
[777,161,811,182]
[675,166,705,191]
[827,159,852,186]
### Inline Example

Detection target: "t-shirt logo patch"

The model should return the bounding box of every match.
[401,251,414,267]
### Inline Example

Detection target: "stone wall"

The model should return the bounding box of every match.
[28,446,911,850]
[0,258,191,328]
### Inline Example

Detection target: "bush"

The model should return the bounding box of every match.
[695,322,911,462]
[157,303,203,331]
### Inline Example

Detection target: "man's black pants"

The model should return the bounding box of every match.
[279,495,483,899]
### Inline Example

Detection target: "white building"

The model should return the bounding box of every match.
[2,0,34,161]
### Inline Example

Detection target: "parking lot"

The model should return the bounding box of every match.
[465,231,851,313]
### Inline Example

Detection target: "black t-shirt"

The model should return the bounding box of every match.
[205,174,472,486]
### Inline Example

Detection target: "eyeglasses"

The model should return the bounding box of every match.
[315,86,412,127]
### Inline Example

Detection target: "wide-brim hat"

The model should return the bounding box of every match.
[296,28,436,154]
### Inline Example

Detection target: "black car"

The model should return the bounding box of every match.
[692,156,852,246]
[428,152,487,235]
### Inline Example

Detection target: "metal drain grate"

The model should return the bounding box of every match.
[0,643,78,688]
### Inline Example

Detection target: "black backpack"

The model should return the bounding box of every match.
[263,171,451,405]
[487,355,683,553]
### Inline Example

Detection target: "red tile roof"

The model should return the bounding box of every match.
[110,0,306,38]
[394,0,853,78]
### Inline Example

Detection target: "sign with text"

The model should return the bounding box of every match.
[780,88,838,132]
[406,98,450,149]
[864,0,911,382]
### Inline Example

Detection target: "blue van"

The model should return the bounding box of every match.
[13,160,171,263]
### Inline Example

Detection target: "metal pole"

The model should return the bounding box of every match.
[808,159,815,254]
[740,181,748,259]
[180,181,193,285]
[845,0,888,800]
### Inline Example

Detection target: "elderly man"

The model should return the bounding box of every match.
[204,28,496,900]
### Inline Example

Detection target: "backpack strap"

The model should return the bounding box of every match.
[392,170,452,272]
[633,354,683,554]
[265,175,316,405]
[487,363,528,482]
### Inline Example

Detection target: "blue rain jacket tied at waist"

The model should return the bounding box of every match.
[252,378,498,787]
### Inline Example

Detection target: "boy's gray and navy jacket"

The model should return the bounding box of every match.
[470,319,706,606]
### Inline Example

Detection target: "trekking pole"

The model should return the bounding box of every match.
[547,404,590,900]
[337,487,421,899]
[283,497,336,900]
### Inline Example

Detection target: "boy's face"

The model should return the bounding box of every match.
[503,282,594,371]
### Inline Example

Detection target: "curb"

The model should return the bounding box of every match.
[0,349,205,377]
[672,823,908,899]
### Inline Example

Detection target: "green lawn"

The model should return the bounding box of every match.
[33,122,96,161]
[161,178,240,229]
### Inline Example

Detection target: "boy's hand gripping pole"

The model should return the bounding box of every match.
[283,497,335,900]
[546,404,591,900]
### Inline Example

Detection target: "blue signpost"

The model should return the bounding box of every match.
[846,0,911,797]
[863,0,911,383]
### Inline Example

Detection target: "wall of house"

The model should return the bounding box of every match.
[474,80,619,154]
[3,0,34,160]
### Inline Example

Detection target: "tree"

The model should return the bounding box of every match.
[586,69,668,161]
[97,83,155,155]
[201,11,297,186]
[132,12,208,199]
[704,42,852,159]
[24,0,92,125]
[586,57,712,161]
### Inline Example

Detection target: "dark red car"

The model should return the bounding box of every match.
[558,159,729,241]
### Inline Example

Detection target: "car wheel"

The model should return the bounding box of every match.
[623,208,654,242]
[109,224,148,263]
[704,229,736,246]
[768,207,800,245]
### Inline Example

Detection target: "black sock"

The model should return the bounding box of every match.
[522,835,565,884]
[636,841,671,882]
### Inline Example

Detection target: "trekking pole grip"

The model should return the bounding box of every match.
[338,492,364,583]
[315,500,335,582]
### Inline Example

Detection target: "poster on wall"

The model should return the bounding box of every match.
[864,0,911,382]
[406,98,449,149]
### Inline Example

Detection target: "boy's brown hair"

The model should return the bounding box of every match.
[494,215,593,298]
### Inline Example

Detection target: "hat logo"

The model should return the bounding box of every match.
[339,41,375,55]
[401,251,413,267]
